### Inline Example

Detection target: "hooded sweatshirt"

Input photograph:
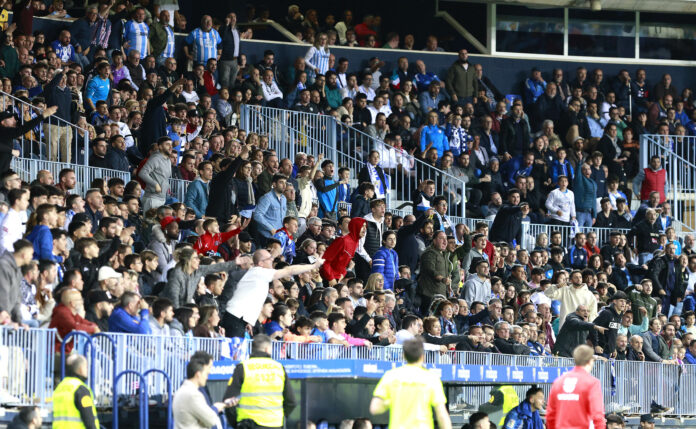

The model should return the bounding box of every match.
[544,283,597,329]
[320,218,366,281]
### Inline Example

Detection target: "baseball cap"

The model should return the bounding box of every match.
[610,291,628,301]
[88,290,119,305]
[160,216,180,229]
[238,231,252,243]
[606,413,625,424]
[640,414,655,423]
[98,266,121,282]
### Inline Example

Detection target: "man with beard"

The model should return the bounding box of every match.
[85,290,116,332]
[138,136,173,212]
[445,49,477,105]
[147,215,180,279]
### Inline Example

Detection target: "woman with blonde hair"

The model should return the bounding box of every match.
[364,272,385,292]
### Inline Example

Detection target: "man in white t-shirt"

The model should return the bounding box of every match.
[223,249,324,338]
[0,188,30,254]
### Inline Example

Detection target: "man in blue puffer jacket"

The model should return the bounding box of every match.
[371,230,399,290]
[502,386,545,429]
[574,163,598,229]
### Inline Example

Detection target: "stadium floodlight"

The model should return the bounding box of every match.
[590,0,602,11]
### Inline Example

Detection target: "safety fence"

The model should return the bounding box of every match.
[240,105,467,216]
[641,134,696,232]
[2,327,695,418]
[11,157,131,197]
[0,327,55,407]
[1,90,90,166]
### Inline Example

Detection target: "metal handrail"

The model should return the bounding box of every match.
[1,90,90,166]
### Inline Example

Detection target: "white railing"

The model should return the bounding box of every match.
[640,134,696,232]
[1,90,90,166]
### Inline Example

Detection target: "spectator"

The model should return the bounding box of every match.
[138,137,172,212]
[592,291,628,355]
[489,191,529,246]
[546,176,575,226]
[418,231,450,315]
[0,188,30,254]
[574,164,597,228]
[445,49,477,104]
[108,291,151,334]
[628,208,661,264]
[184,161,213,218]
[184,15,222,66]
[633,155,666,204]
[553,304,602,357]
[162,247,239,308]
[49,288,98,352]
[254,174,287,242]
[304,32,330,82]
[524,67,547,107]
[545,270,597,328]
[371,230,399,290]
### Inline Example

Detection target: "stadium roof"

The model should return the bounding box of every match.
[462,0,696,13]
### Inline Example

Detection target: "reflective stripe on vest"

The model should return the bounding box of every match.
[237,357,285,427]
[52,377,100,429]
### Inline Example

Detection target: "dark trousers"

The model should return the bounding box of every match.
[418,294,433,317]
[222,311,248,338]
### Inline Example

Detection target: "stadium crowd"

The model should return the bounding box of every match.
[0,0,695,377]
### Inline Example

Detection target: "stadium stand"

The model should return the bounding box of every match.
[2,0,696,427]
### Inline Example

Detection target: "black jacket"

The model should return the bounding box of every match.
[140,86,174,155]
[395,213,429,273]
[489,204,524,245]
[592,305,622,354]
[648,255,686,303]
[628,219,661,254]
[66,237,120,294]
[43,72,75,124]
[553,312,598,357]
[0,116,43,173]
[205,158,243,222]
[499,116,530,158]
[494,336,531,355]
[595,211,620,228]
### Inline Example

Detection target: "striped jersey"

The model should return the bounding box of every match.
[160,25,176,59]
[124,20,149,56]
[304,46,330,76]
[185,28,222,64]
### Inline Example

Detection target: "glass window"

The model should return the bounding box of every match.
[640,13,696,60]
[496,5,564,55]
[568,10,635,58]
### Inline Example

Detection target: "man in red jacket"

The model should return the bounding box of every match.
[49,288,99,353]
[546,344,605,429]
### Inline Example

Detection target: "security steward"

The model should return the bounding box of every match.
[52,354,99,429]
[224,334,296,429]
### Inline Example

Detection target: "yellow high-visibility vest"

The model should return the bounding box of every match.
[236,357,286,427]
[52,377,100,429]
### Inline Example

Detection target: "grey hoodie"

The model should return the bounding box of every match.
[0,251,22,322]
[139,151,171,198]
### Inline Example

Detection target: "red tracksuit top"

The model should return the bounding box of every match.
[546,366,606,429]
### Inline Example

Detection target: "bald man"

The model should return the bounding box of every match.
[222,250,323,338]
[48,288,99,353]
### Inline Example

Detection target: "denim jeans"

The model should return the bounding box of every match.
[576,211,593,229]
[638,252,654,265]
